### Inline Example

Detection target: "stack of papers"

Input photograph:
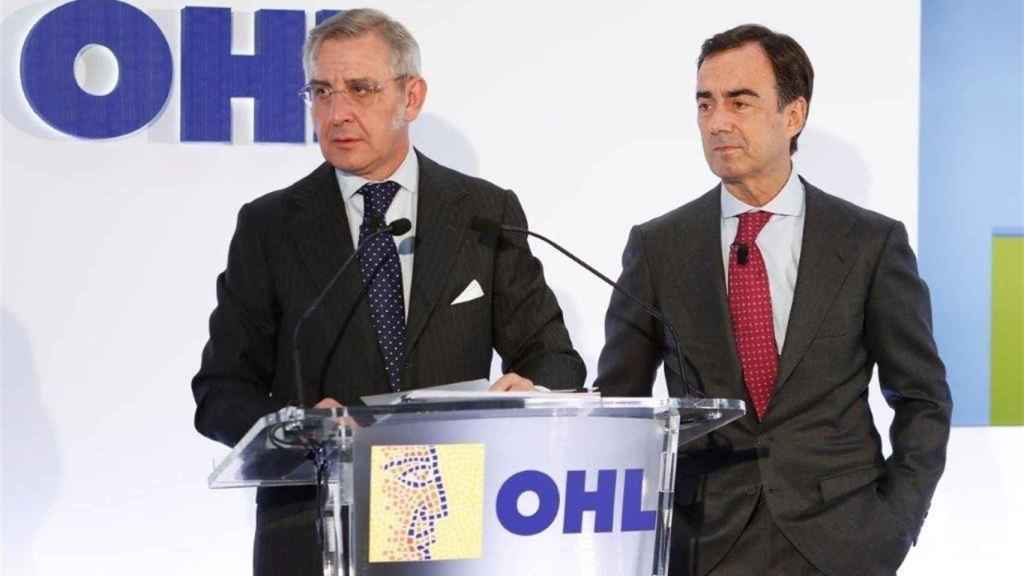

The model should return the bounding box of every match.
[361,379,597,406]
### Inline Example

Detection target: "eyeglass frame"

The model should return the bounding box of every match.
[298,75,412,109]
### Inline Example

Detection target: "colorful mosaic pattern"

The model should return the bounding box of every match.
[369,444,485,563]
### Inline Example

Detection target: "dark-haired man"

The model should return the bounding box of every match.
[596,24,951,575]
[191,8,584,575]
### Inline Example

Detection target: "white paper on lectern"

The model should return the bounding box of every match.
[362,379,488,405]
[361,379,568,405]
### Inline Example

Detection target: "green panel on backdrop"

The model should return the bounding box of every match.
[991,234,1024,425]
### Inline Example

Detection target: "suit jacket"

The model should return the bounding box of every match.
[191,151,586,574]
[193,150,584,446]
[595,179,952,576]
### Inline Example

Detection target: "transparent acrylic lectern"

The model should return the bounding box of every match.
[209,396,744,576]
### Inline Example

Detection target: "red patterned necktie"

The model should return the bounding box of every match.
[728,211,777,421]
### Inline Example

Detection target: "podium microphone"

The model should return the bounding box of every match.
[291,218,412,407]
[470,217,699,398]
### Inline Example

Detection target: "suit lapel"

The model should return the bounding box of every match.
[667,188,745,400]
[404,152,470,356]
[775,181,858,390]
[290,163,380,395]
[291,162,354,268]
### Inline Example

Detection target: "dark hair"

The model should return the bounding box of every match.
[698,24,814,154]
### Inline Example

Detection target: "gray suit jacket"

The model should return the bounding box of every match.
[595,180,952,576]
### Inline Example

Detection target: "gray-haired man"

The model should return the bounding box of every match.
[191,9,585,573]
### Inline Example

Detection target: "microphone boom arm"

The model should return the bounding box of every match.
[499,224,699,398]
[291,219,411,407]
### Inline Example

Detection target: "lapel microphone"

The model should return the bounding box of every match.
[291,218,412,407]
[366,213,412,235]
[470,217,701,399]
[736,243,750,265]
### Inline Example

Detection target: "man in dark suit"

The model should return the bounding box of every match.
[191,9,585,574]
[595,24,951,575]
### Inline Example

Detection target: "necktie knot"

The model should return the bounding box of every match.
[735,210,773,244]
[359,181,401,217]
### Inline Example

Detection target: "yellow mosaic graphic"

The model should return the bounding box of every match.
[369,444,485,563]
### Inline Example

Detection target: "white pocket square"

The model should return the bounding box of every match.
[451,279,484,305]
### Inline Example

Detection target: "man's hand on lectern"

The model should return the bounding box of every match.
[313,396,362,429]
[489,372,535,391]
[314,397,344,409]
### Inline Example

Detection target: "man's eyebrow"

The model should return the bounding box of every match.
[308,77,376,86]
[697,88,761,100]
[726,88,760,99]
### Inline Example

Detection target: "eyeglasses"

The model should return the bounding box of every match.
[298,76,409,109]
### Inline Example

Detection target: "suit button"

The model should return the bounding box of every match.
[755,436,771,457]
[745,487,758,496]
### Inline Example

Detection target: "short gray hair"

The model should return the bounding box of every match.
[303,8,422,80]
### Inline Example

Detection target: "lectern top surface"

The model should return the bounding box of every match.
[207,396,745,489]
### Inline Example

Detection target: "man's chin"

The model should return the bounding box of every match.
[710,164,745,181]
[323,154,367,174]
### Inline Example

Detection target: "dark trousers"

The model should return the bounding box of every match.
[670,492,823,576]
[253,489,322,576]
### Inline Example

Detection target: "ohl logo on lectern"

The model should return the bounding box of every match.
[496,468,657,536]
[18,0,333,141]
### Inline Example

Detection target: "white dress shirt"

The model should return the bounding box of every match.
[335,147,418,319]
[720,169,806,353]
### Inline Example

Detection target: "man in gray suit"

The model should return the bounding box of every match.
[595,24,951,575]
[192,9,584,574]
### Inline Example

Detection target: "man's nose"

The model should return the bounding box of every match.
[327,92,357,124]
[707,107,734,134]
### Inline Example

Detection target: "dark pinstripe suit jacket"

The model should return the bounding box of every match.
[191,151,585,574]
[193,150,584,447]
[595,180,952,576]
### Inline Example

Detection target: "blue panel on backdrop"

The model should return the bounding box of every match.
[181,7,306,142]
[920,0,1024,426]
[20,0,173,139]
[316,10,342,24]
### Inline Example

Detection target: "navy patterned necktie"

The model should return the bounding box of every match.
[357,181,406,391]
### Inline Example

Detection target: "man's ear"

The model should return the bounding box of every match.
[403,76,428,123]
[784,96,808,138]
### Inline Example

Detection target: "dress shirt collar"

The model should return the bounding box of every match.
[720,167,805,218]
[334,145,419,201]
